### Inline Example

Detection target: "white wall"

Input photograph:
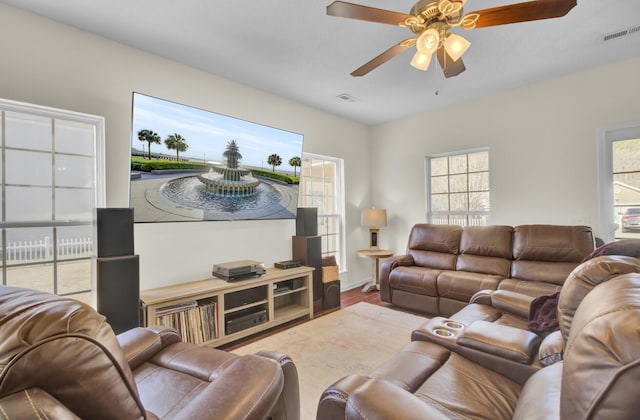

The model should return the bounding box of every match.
[370,58,640,253]
[3,4,639,291]
[0,4,373,290]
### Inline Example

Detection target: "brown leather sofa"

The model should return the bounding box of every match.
[317,256,640,419]
[445,253,640,330]
[379,224,595,316]
[0,286,300,420]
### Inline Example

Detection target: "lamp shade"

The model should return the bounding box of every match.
[361,209,387,228]
[415,28,440,54]
[443,33,471,62]
[410,51,432,71]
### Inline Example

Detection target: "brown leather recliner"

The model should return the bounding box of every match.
[0,286,300,420]
[401,255,640,387]
[317,257,640,419]
[437,254,640,327]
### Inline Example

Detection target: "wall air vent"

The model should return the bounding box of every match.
[603,25,640,42]
[336,93,357,102]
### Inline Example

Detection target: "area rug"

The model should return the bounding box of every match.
[232,302,428,419]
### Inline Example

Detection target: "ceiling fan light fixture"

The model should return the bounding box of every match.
[410,50,432,70]
[415,28,440,54]
[443,32,471,61]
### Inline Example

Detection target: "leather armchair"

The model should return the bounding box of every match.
[318,269,640,419]
[0,286,299,420]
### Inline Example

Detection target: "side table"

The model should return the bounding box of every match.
[357,249,394,292]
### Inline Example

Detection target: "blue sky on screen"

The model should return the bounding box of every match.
[131,93,303,171]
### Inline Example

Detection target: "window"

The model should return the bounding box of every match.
[426,148,490,226]
[598,124,640,242]
[0,99,105,306]
[299,154,345,270]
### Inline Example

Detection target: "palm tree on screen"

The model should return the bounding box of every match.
[138,129,161,160]
[165,133,188,160]
[268,154,282,172]
[289,156,301,177]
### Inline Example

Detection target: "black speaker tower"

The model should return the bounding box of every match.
[95,208,140,334]
[293,208,322,303]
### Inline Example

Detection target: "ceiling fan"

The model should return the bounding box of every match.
[326,0,577,78]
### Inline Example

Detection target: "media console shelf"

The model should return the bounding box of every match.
[140,266,314,347]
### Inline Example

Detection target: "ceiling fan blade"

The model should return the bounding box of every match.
[436,46,466,78]
[351,38,416,77]
[468,0,577,28]
[327,1,413,26]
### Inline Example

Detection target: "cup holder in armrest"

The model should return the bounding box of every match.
[433,328,454,337]
[412,317,466,344]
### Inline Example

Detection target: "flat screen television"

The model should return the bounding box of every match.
[129,92,304,222]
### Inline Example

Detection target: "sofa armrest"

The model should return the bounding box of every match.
[175,354,284,420]
[255,350,300,420]
[117,326,182,370]
[317,374,371,420]
[457,321,541,364]
[379,254,414,300]
[469,289,495,305]
[469,290,534,319]
[345,378,452,420]
[492,290,535,319]
[538,330,564,366]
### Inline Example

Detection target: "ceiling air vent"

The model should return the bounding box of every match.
[603,25,640,42]
[336,93,357,102]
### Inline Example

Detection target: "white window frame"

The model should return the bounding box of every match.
[299,152,346,271]
[597,122,640,242]
[425,147,491,226]
[0,98,105,304]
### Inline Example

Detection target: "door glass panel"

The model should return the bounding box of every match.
[58,260,92,295]
[55,188,95,222]
[57,225,94,260]
[5,228,54,265]
[5,149,52,186]
[613,138,640,238]
[5,112,52,151]
[6,263,55,293]
[55,119,95,156]
[55,155,95,188]
[5,186,53,222]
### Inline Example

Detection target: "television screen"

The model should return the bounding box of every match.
[129,93,304,222]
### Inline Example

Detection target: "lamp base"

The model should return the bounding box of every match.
[369,228,380,250]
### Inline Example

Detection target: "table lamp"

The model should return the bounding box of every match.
[361,208,387,249]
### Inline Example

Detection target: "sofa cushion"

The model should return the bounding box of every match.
[417,352,522,419]
[369,341,450,392]
[437,270,503,302]
[407,224,461,270]
[498,277,563,297]
[457,225,513,276]
[509,225,594,291]
[512,362,562,420]
[512,225,594,262]
[389,266,439,296]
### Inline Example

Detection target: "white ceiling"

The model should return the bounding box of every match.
[3,0,640,125]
